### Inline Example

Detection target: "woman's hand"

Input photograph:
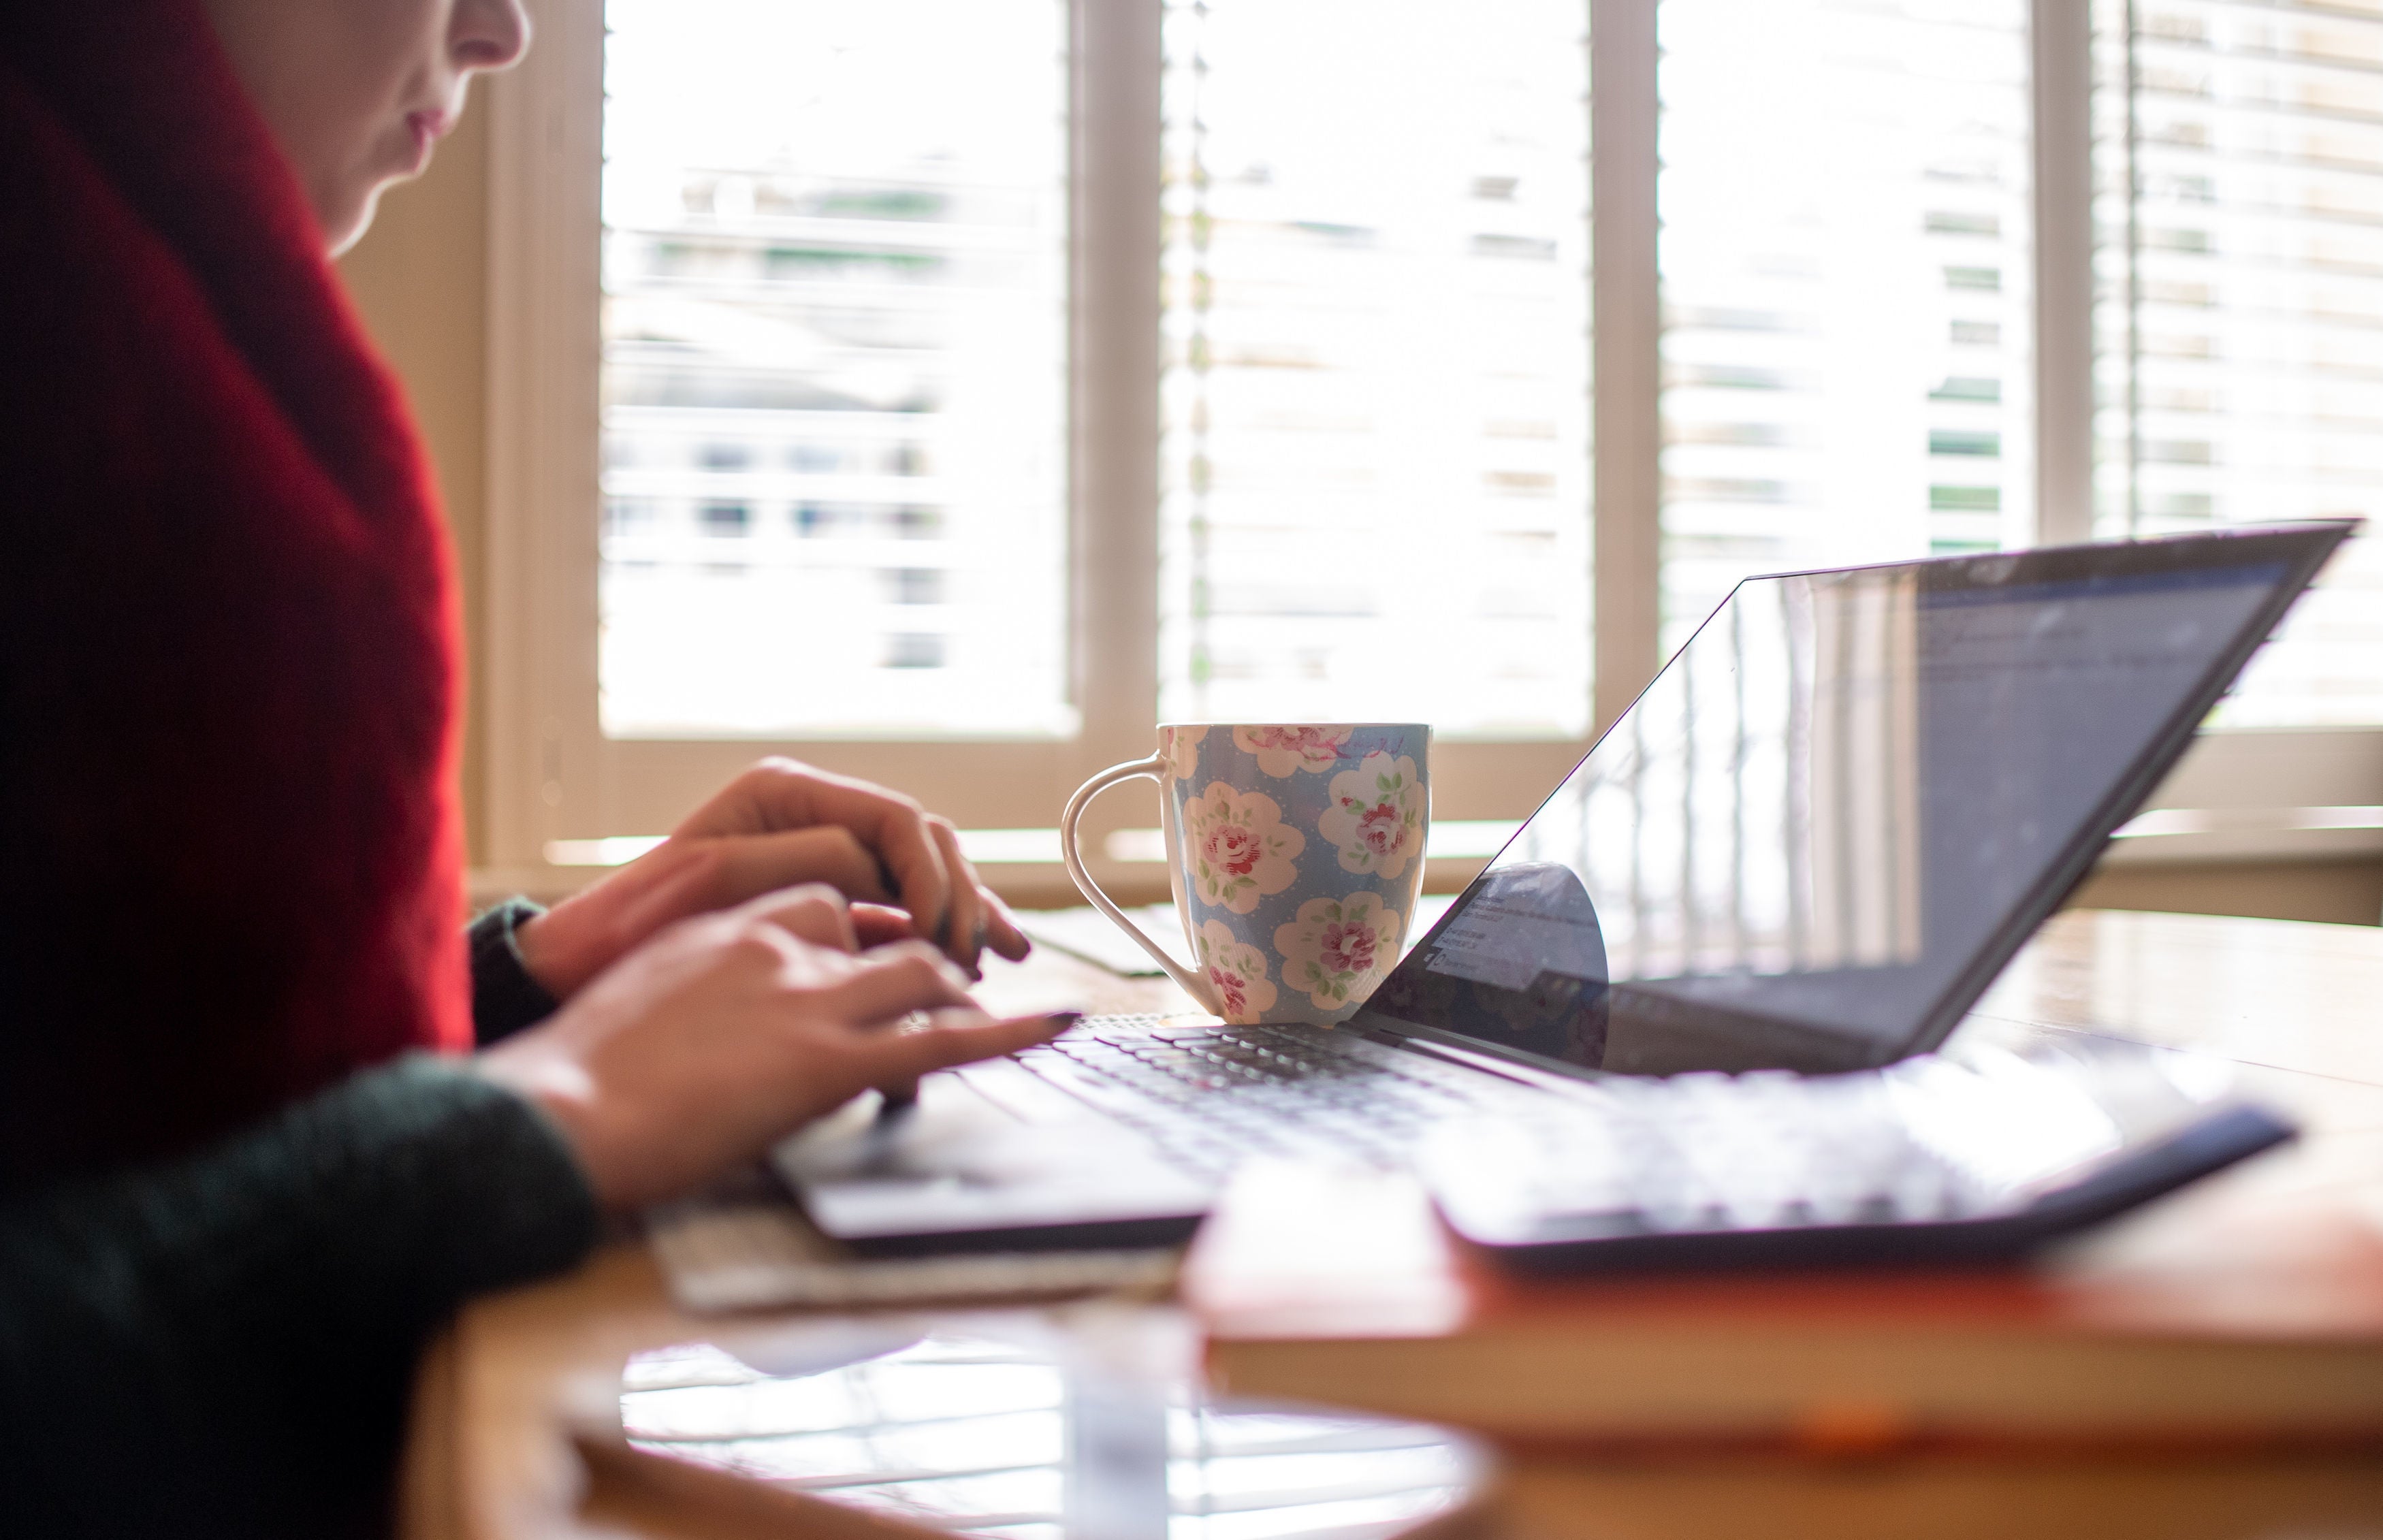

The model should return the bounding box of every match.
[478,884,1072,1213]
[514,758,1031,999]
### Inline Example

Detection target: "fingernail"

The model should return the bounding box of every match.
[1048,1010,1085,1030]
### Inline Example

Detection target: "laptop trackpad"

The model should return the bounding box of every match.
[772,1069,1214,1247]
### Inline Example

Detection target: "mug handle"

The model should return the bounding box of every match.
[1059,756,1224,1014]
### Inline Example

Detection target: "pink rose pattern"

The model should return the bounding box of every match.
[1205,822,1261,877]
[1159,729,1422,1023]
[1316,752,1423,879]
[1273,893,1404,1012]
[1234,724,1354,777]
[1319,917,1379,976]
[1211,967,1249,1020]
[1182,782,1305,913]
[1158,724,1207,782]
[1196,919,1278,1025]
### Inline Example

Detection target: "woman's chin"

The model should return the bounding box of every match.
[323,184,389,258]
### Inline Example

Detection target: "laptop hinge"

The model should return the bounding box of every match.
[1357,1024,1587,1093]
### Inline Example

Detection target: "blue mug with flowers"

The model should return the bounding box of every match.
[1061,723,1430,1025]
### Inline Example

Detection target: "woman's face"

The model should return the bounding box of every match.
[202,0,530,254]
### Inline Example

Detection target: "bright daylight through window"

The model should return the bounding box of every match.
[1658,0,2035,655]
[2095,0,2383,726]
[552,0,2383,862]
[598,0,1070,738]
[1157,0,1594,735]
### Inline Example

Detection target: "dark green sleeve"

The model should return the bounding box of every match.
[0,1055,600,1538]
[470,896,561,1045]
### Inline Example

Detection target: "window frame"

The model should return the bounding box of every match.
[481,0,2380,891]
[486,0,1151,871]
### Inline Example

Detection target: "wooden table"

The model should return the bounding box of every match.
[401,911,2383,1539]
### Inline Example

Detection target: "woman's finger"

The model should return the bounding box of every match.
[862,1009,1081,1084]
[921,815,1033,968]
[867,1004,1000,1107]
[925,817,983,974]
[850,903,917,948]
[737,883,859,954]
[981,888,1033,963]
[801,779,953,950]
[615,827,895,942]
[828,941,975,1025]
[698,761,957,950]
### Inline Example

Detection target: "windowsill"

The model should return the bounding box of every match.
[467,854,1501,914]
[2100,812,2383,868]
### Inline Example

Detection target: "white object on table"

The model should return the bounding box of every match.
[647,1194,1179,1313]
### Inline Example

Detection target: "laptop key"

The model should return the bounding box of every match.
[1003,1010,1550,1181]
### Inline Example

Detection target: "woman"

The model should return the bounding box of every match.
[0,1,1067,1533]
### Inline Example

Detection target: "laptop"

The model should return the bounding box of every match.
[777,522,2354,1263]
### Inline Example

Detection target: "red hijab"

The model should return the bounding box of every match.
[0,2,471,1192]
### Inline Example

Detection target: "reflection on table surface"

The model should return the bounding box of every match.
[620,1330,1483,1540]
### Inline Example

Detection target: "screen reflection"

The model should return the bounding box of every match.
[1373,555,2285,1074]
[620,1332,1482,1539]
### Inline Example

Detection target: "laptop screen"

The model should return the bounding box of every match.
[1364,526,2351,1076]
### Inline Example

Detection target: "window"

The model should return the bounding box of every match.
[486,0,2383,884]
[1659,0,2034,627]
[2094,0,2383,726]
[596,0,1071,741]
[1156,0,1593,737]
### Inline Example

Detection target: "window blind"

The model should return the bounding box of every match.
[1659,0,2036,655]
[2097,0,2383,724]
[1157,0,1595,737]
[596,0,1072,738]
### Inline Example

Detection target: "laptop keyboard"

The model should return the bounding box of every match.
[997,1015,1943,1217]
[1428,1070,1980,1235]
[1003,1014,1540,1177]
[992,1018,2175,1239]
[1416,1048,2238,1242]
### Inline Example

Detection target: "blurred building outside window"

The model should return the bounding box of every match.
[1657,0,2038,660]
[485,0,2383,875]
[2093,0,2383,726]
[599,0,1070,737]
[1155,0,1594,737]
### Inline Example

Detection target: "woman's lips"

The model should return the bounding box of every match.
[403,111,451,175]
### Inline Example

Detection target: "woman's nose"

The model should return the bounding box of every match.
[452,0,532,75]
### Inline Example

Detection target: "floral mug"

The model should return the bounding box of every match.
[1059,724,1430,1025]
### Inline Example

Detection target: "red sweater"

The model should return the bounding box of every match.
[0,2,470,1193]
